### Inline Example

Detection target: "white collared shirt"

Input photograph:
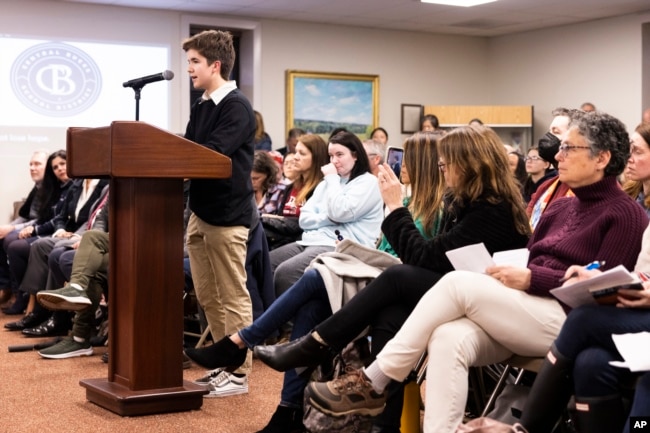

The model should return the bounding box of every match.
[202,80,238,106]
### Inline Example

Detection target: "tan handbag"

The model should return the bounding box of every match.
[456,417,529,433]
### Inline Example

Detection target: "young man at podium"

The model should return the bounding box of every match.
[181,30,256,396]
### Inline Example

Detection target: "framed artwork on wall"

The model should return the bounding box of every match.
[286,70,379,140]
[401,104,422,134]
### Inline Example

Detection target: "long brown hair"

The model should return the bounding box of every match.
[622,122,650,209]
[403,131,446,234]
[439,126,530,236]
[294,134,329,205]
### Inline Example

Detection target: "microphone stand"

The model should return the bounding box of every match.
[131,86,143,121]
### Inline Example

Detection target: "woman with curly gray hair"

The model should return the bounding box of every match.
[303,110,649,433]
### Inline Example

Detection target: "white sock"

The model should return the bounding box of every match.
[70,283,84,291]
[73,336,86,343]
[362,363,391,393]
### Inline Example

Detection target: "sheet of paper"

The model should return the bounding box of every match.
[493,248,529,268]
[549,265,638,309]
[609,332,650,372]
[445,243,495,273]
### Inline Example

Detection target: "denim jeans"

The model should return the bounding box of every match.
[239,269,331,407]
[555,304,650,398]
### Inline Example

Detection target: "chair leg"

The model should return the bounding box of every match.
[481,363,513,417]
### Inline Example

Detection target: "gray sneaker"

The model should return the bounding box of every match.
[205,370,248,398]
[38,337,93,359]
[37,285,92,311]
[307,368,386,416]
[193,367,226,387]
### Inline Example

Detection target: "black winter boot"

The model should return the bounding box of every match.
[184,335,247,371]
[572,395,626,433]
[254,332,331,373]
[520,345,574,433]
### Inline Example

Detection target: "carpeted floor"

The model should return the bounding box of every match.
[0,311,285,433]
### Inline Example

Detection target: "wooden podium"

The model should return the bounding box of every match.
[67,121,231,416]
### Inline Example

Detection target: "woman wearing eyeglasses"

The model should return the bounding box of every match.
[522,146,557,204]
[302,110,649,433]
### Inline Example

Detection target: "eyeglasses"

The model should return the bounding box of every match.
[558,144,592,157]
[524,156,543,162]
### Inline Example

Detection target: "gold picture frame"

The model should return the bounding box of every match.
[286,70,379,139]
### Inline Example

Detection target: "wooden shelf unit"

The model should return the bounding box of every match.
[423,105,534,150]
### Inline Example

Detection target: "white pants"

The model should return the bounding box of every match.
[375,270,566,433]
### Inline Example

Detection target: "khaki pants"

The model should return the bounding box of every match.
[375,270,566,433]
[186,213,252,374]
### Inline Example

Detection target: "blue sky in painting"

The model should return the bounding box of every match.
[294,77,372,125]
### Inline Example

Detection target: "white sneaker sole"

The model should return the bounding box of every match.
[38,347,94,359]
[37,293,92,312]
[204,386,249,398]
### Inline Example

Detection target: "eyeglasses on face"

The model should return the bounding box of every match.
[558,144,592,157]
[524,156,543,162]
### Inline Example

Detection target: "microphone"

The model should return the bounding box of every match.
[122,70,174,88]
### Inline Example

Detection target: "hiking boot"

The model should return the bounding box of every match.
[37,285,92,311]
[38,337,93,359]
[205,370,248,398]
[307,368,387,416]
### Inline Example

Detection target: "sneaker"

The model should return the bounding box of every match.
[37,285,92,311]
[38,337,93,359]
[193,367,225,387]
[205,370,248,398]
[307,368,387,416]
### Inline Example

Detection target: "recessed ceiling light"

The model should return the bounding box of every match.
[421,0,498,6]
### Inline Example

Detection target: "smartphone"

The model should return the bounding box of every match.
[385,147,404,178]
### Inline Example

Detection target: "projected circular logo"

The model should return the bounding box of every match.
[10,42,102,117]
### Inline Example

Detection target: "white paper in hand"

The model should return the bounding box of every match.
[609,332,650,372]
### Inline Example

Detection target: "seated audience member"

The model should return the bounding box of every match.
[277,127,305,156]
[253,110,272,151]
[301,110,649,433]
[420,114,439,132]
[18,186,108,338]
[519,224,650,433]
[363,138,386,177]
[280,152,298,183]
[268,131,384,298]
[34,194,110,358]
[1,150,71,313]
[622,122,650,217]
[252,150,280,212]
[522,145,557,203]
[261,134,329,251]
[580,102,596,112]
[370,127,389,145]
[186,127,531,432]
[507,150,528,192]
[4,177,108,330]
[527,107,577,229]
[0,150,49,306]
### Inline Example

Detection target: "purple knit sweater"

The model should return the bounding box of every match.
[526,175,649,308]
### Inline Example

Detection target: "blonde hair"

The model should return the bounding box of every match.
[403,131,446,234]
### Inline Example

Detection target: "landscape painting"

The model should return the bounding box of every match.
[286,70,379,140]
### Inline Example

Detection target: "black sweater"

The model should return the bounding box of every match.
[185,89,255,227]
[381,195,530,274]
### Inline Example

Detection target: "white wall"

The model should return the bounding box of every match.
[1,0,648,223]
[488,12,650,141]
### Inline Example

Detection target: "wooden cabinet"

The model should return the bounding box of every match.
[423,105,534,150]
